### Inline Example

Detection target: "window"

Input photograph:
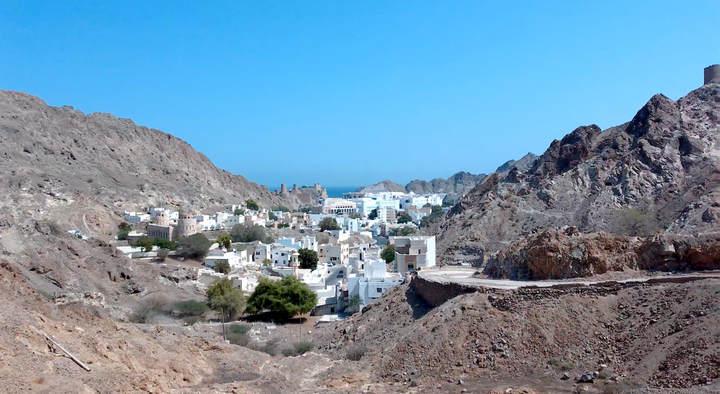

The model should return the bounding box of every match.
[281,253,285,256]
[274,260,278,264]
[330,307,335,313]
[337,272,344,278]
[377,287,382,293]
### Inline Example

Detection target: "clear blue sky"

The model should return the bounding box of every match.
[1,1,718,188]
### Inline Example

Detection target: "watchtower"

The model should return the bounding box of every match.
[176,211,197,238]
[704,64,720,85]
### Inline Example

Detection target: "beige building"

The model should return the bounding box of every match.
[390,236,436,275]
[146,210,198,241]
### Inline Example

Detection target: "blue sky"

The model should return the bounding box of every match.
[1,1,718,188]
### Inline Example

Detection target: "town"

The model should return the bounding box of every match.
[116,186,448,318]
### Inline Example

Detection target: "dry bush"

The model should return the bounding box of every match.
[345,345,367,361]
[131,293,171,323]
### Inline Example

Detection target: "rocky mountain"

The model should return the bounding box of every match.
[432,82,720,264]
[358,171,488,202]
[355,180,407,193]
[494,152,539,175]
[0,90,296,234]
[405,171,487,202]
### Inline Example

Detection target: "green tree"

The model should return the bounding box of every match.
[368,209,378,220]
[156,248,169,261]
[381,244,395,264]
[397,213,412,224]
[153,238,176,250]
[245,199,259,211]
[298,248,319,270]
[234,208,244,216]
[272,206,290,212]
[346,295,363,314]
[132,237,154,253]
[214,261,231,275]
[349,212,362,219]
[176,233,212,259]
[215,233,232,250]
[230,224,273,243]
[262,259,272,267]
[118,222,132,232]
[206,277,246,340]
[268,212,278,221]
[390,227,416,236]
[173,300,209,318]
[319,217,341,231]
[246,276,318,320]
[117,230,129,240]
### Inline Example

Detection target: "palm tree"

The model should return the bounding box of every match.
[346,295,363,314]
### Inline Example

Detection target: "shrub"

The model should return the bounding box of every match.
[117,230,129,240]
[183,315,200,325]
[397,213,412,224]
[173,300,209,318]
[561,362,576,371]
[175,233,212,259]
[319,217,341,231]
[381,245,395,264]
[118,222,132,232]
[282,348,298,357]
[228,324,251,335]
[227,331,250,346]
[249,338,279,356]
[230,224,274,243]
[612,208,657,236]
[132,294,170,323]
[345,345,367,361]
[293,341,314,355]
[214,261,231,275]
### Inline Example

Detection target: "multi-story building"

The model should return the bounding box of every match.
[320,198,357,214]
[390,235,436,275]
[327,243,349,266]
[347,259,403,308]
[254,243,271,263]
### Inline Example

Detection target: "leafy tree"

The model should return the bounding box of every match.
[381,244,395,264]
[349,213,362,219]
[319,217,341,231]
[298,248,319,270]
[153,238,176,250]
[246,276,318,320]
[272,206,290,212]
[262,259,272,267]
[156,248,169,261]
[268,212,278,221]
[215,233,232,250]
[397,213,412,224]
[132,237,154,252]
[368,209,378,220]
[118,222,132,232]
[245,199,259,211]
[214,261,231,275]
[346,294,363,313]
[390,227,416,236]
[117,230,129,240]
[300,207,312,213]
[176,233,212,259]
[230,223,273,243]
[234,208,244,216]
[173,300,209,318]
[206,277,246,340]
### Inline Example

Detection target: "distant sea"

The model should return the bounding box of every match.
[325,186,360,198]
[269,186,359,198]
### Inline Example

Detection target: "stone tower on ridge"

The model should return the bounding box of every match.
[704,64,720,85]
[176,211,197,238]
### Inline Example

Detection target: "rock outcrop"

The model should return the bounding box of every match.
[433,83,720,264]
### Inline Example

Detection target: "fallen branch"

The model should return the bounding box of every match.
[44,333,91,372]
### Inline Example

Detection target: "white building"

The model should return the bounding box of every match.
[390,235,436,275]
[254,243,271,263]
[347,258,403,308]
[327,243,349,266]
[277,237,302,250]
[320,198,357,214]
[149,207,179,220]
[271,245,295,267]
[204,250,248,270]
[123,211,151,223]
[301,236,318,252]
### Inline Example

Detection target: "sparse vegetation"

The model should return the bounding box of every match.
[131,294,171,323]
[173,299,209,320]
[214,261,231,274]
[397,212,412,223]
[612,207,657,236]
[390,226,416,236]
[228,324,251,335]
[283,341,314,357]
[268,211,277,220]
[345,345,367,361]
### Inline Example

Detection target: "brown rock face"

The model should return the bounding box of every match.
[485,229,720,280]
[433,83,720,265]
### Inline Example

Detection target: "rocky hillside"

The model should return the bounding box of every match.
[405,171,487,202]
[432,83,720,264]
[0,90,296,235]
[358,171,489,202]
[494,152,539,176]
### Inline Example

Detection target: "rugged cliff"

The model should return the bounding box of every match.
[0,90,296,234]
[432,83,720,264]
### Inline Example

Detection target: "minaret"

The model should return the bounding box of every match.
[291,250,300,277]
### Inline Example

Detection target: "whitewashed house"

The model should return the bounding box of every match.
[390,235,436,275]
